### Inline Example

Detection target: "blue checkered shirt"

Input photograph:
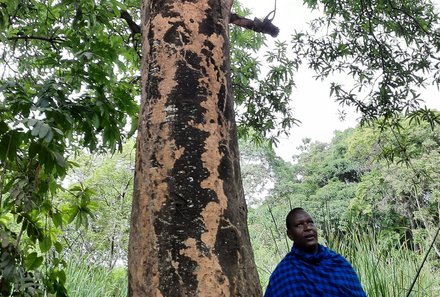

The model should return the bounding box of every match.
[265,245,366,297]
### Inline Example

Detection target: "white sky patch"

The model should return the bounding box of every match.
[237,0,440,162]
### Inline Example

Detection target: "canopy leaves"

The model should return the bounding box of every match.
[294,0,440,127]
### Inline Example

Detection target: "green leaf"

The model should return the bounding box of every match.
[67,207,79,224]
[39,235,52,253]
[25,252,44,270]
[29,141,39,158]
[53,151,66,168]
[52,212,63,228]
[0,213,13,226]
[44,128,54,142]
[31,121,42,137]
[54,241,63,253]
[28,118,38,127]
[38,123,50,139]
[55,269,67,285]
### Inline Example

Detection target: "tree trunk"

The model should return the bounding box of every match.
[128,0,262,296]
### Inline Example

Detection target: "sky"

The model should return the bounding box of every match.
[237,0,440,162]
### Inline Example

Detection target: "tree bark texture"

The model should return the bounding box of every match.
[128,0,263,296]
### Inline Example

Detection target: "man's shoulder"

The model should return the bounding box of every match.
[269,251,298,276]
[272,252,293,270]
[323,246,350,261]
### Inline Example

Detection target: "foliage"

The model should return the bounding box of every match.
[263,117,440,237]
[246,113,440,294]
[239,137,280,206]
[64,256,127,297]
[0,0,296,294]
[328,227,439,297]
[294,0,440,129]
[61,141,135,268]
[0,0,140,293]
[231,4,299,145]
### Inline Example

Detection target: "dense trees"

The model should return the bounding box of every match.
[265,120,439,244]
[246,119,440,295]
[1,1,141,292]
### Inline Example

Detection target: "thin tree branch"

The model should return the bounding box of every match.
[387,1,430,34]
[7,35,64,44]
[405,226,440,297]
[230,13,279,37]
[120,10,141,35]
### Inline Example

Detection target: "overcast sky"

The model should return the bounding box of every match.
[237,0,440,161]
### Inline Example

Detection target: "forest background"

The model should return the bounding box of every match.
[1,0,440,296]
[57,120,440,296]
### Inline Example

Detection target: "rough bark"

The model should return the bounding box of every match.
[128,0,263,296]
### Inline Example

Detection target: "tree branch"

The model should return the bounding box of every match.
[230,13,279,37]
[120,10,141,35]
[119,10,280,38]
[7,35,64,44]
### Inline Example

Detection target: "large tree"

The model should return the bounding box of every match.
[0,0,291,295]
[127,0,262,295]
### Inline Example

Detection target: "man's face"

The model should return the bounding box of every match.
[287,210,318,253]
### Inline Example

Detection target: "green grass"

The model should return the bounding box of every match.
[326,229,440,297]
[64,228,439,297]
[64,257,128,297]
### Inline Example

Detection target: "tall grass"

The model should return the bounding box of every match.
[64,227,439,296]
[64,257,127,297]
[325,229,440,297]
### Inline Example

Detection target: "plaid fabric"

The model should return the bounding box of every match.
[265,245,366,297]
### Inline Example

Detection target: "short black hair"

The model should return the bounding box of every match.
[286,207,305,230]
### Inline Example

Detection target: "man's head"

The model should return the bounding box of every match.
[286,208,318,253]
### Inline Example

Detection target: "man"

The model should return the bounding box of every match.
[264,208,366,297]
